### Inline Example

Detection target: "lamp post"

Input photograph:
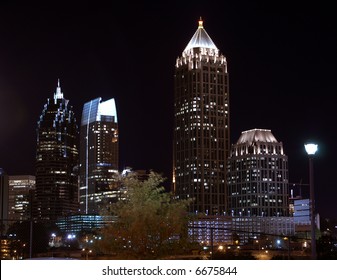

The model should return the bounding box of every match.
[82,248,92,260]
[304,143,318,260]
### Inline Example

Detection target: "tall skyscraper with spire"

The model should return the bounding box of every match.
[34,80,79,220]
[173,19,230,215]
[79,97,119,215]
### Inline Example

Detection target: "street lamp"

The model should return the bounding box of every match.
[51,233,56,247]
[304,143,318,260]
[82,248,92,260]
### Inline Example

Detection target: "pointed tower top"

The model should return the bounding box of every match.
[54,79,64,100]
[183,18,218,56]
[198,17,203,28]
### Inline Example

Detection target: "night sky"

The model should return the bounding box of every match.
[0,1,336,219]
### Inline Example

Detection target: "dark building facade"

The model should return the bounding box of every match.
[227,129,289,217]
[0,168,9,235]
[79,97,119,215]
[34,81,79,220]
[173,19,230,215]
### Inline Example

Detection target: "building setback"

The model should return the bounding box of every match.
[79,97,119,215]
[227,129,289,217]
[34,80,79,220]
[173,19,230,215]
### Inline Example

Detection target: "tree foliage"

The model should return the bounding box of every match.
[96,171,193,259]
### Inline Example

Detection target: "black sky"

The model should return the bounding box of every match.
[0,1,336,219]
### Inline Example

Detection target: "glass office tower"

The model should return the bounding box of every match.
[79,97,119,214]
[173,19,230,215]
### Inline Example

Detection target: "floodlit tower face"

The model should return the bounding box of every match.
[173,19,230,215]
[227,129,289,217]
[79,97,119,215]
[35,81,79,220]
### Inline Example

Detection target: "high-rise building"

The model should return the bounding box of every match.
[8,175,35,223]
[173,19,230,215]
[227,129,289,217]
[79,97,119,214]
[34,80,79,220]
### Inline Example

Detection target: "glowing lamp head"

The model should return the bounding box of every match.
[304,143,318,155]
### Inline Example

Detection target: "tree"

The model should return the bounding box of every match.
[317,234,337,259]
[96,171,193,259]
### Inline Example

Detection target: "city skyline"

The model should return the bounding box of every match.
[0,2,336,219]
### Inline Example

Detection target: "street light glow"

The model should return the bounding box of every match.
[304,143,318,155]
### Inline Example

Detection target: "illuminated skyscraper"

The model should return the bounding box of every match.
[227,129,289,217]
[34,81,79,220]
[173,19,230,215]
[79,97,119,214]
[8,175,35,223]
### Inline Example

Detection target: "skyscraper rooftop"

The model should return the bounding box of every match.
[236,129,278,145]
[183,18,219,56]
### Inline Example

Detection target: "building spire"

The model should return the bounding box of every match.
[198,17,203,28]
[54,78,64,100]
[183,17,218,55]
